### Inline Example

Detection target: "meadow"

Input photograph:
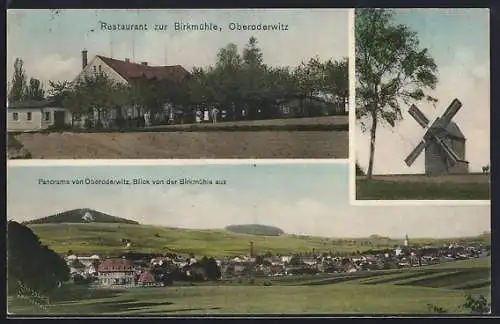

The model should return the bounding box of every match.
[27,223,491,257]
[8,257,491,315]
[356,178,490,200]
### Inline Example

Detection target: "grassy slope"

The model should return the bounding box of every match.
[8,258,490,315]
[28,223,491,257]
[356,180,490,200]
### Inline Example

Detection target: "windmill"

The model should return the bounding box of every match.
[404,98,469,174]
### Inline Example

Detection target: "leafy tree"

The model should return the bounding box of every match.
[63,72,126,128]
[8,58,28,104]
[355,9,438,179]
[25,78,45,101]
[241,37,268,118]
[324,57,349,109]
[204,257,221,281]
[7,221,69,296]
[243,36,264,67]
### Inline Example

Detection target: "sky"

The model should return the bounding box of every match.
[6,9,349,85]
[355,8,490,174]
[7,163,490,239]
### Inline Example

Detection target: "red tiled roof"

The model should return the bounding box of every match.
[98,258,134,272]
[138,271,156,283]
[97,56,191,83]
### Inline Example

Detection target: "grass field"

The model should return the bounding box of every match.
[356,175,491,200]
[8,258,490,315]
[27,223,491,257]
[8,116,348,159]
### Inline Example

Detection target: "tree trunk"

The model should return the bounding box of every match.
[367,109,378,180]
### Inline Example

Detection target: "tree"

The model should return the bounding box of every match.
[243,36,264,67]
[324,57,349,109]
[65,72,125,128]
[7,221,69,296]
[25,78,45,101]
[355,9,438,179]
[214,43,244,120]
[8,58,28,104]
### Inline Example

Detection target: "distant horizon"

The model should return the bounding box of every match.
[12,206,491,241]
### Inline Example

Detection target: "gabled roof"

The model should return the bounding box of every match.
[98,258,134,272]
[96,56,191,83]
[444,121,465,140]
[138,271,156,283]
[8,98,58,109]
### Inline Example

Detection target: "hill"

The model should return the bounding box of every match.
[225,224,285,236]
[22,208,139,225]
[24,223,490,257]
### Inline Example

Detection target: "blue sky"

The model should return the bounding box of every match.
[356,8,490,174]
[6,9,348,85]
[7,163,490,238]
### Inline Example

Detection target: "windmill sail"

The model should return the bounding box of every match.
[439,98,462,127]
[405,140,428,166]
[408,104,430,129]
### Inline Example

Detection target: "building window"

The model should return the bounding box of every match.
[93,66,97,73]
[13,112,18,121]
[98,65,102,72]
[27,112,32,121]
[45,112,51,121]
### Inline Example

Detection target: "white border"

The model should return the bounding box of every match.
[348,9,490,207]
[348,8,357,206]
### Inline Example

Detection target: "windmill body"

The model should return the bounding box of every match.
[424,121,467,174]
[405,98,469,175]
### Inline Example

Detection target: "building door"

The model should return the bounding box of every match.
[53,111,66,127]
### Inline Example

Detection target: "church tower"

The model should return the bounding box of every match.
[249,241,255,258]
[404,234,409,247]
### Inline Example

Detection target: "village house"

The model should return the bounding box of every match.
[138,271,160,287]
[97,258,136,287]
[7,98,73,132]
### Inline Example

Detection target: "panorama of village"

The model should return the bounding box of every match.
[7,209,491,316]
[65,235,490,288]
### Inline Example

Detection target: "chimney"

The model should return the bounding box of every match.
[81,49,88,69]
[141,61,148,66]
[125,58,130,63]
